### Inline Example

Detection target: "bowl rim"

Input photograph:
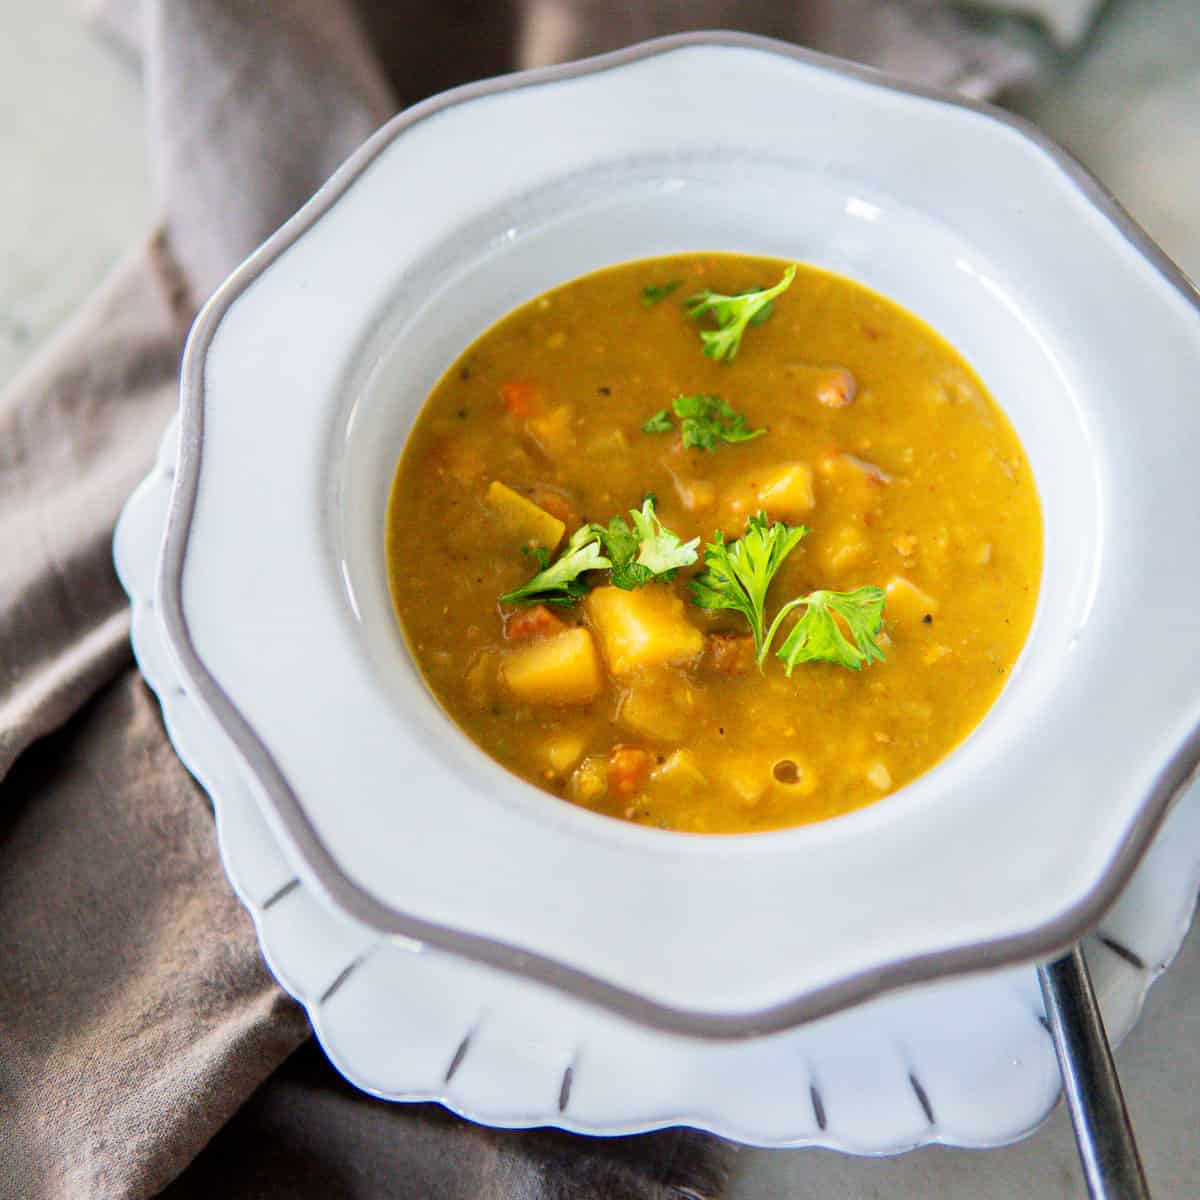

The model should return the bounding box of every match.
[159,29,1200,1038]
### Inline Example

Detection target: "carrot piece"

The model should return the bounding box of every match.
[505,605,566,642]
[501,381,537,418]
[528,485,578,530]
[608,746,652,799]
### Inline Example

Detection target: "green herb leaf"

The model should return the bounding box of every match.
[690,512,807,658]
[748,300,776,326]
[642,409,675,434]
[629,498,699,576]
[500,525,611,607]
[641,280,683,307]
[599,514,642,588]
[775,586,887,672]
[672,394,766,452]
[685,264,798,362]
[603,498,699,590]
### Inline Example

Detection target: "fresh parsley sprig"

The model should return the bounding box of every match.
[501,501,887,673]
[601,497,699,590]
[690,513,887,672]
[690,512,808,661]
[643,394,766,451]
[642,409,675,434]
[685,265,797,362]
[500,498,696,605]
[641,280,682,306]
[772,587,887,672]
[499,525,611,607]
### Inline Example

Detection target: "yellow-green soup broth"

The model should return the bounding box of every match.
[386,254,1042,832]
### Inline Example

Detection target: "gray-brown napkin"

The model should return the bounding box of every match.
[0,3,1044,1197]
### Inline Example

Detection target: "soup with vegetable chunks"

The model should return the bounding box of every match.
[386,253,1042,833]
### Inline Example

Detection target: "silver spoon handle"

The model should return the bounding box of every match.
[1038,947,1151,1199]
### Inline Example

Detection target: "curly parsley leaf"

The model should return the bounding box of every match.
[603,498,699,590]
[641,280,683,307]
[690,512,808,659]
[500,525,611,607]
[598,515,641,587]
[685,264,797,362]
[641,395,766,451]
[673,394,766,451]
[774,586,887,672]
[642,409,674,434]
[630,498,699,576]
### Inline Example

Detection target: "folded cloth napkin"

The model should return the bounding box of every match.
[0,2,1055,1197]
[960,0,1104,47]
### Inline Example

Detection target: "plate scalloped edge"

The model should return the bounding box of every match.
[156,28,1200,1041]
[113,415,1200,1152]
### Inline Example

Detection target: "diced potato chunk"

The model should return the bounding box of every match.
[718,756,770,807]
[649,749,708,794]
[486,481,565,551]
[821,524,869,572]
[568,756,608,805]
[866,761,892,790]
[501,628,602,705]
[542,731,589,775]
[751,462,815,520]
[886,576,939,625]
[585,586,704,679]
[526,405,575,456]
[729,458,816,520]
[617,676,693,741]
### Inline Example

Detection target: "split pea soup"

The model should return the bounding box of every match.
[386,253,1042,833]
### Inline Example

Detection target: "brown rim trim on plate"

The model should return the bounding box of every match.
[159,31,1200,1040]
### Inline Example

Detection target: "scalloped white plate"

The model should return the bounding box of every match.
[154,33,1200,1038]
[115,414,1200,1150]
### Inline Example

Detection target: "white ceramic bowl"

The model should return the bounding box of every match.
[160,33,1200,1037]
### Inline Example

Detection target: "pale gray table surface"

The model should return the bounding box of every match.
[5,1,1197,1197]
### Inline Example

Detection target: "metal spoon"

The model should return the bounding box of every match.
[1038,946,1150,1199]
